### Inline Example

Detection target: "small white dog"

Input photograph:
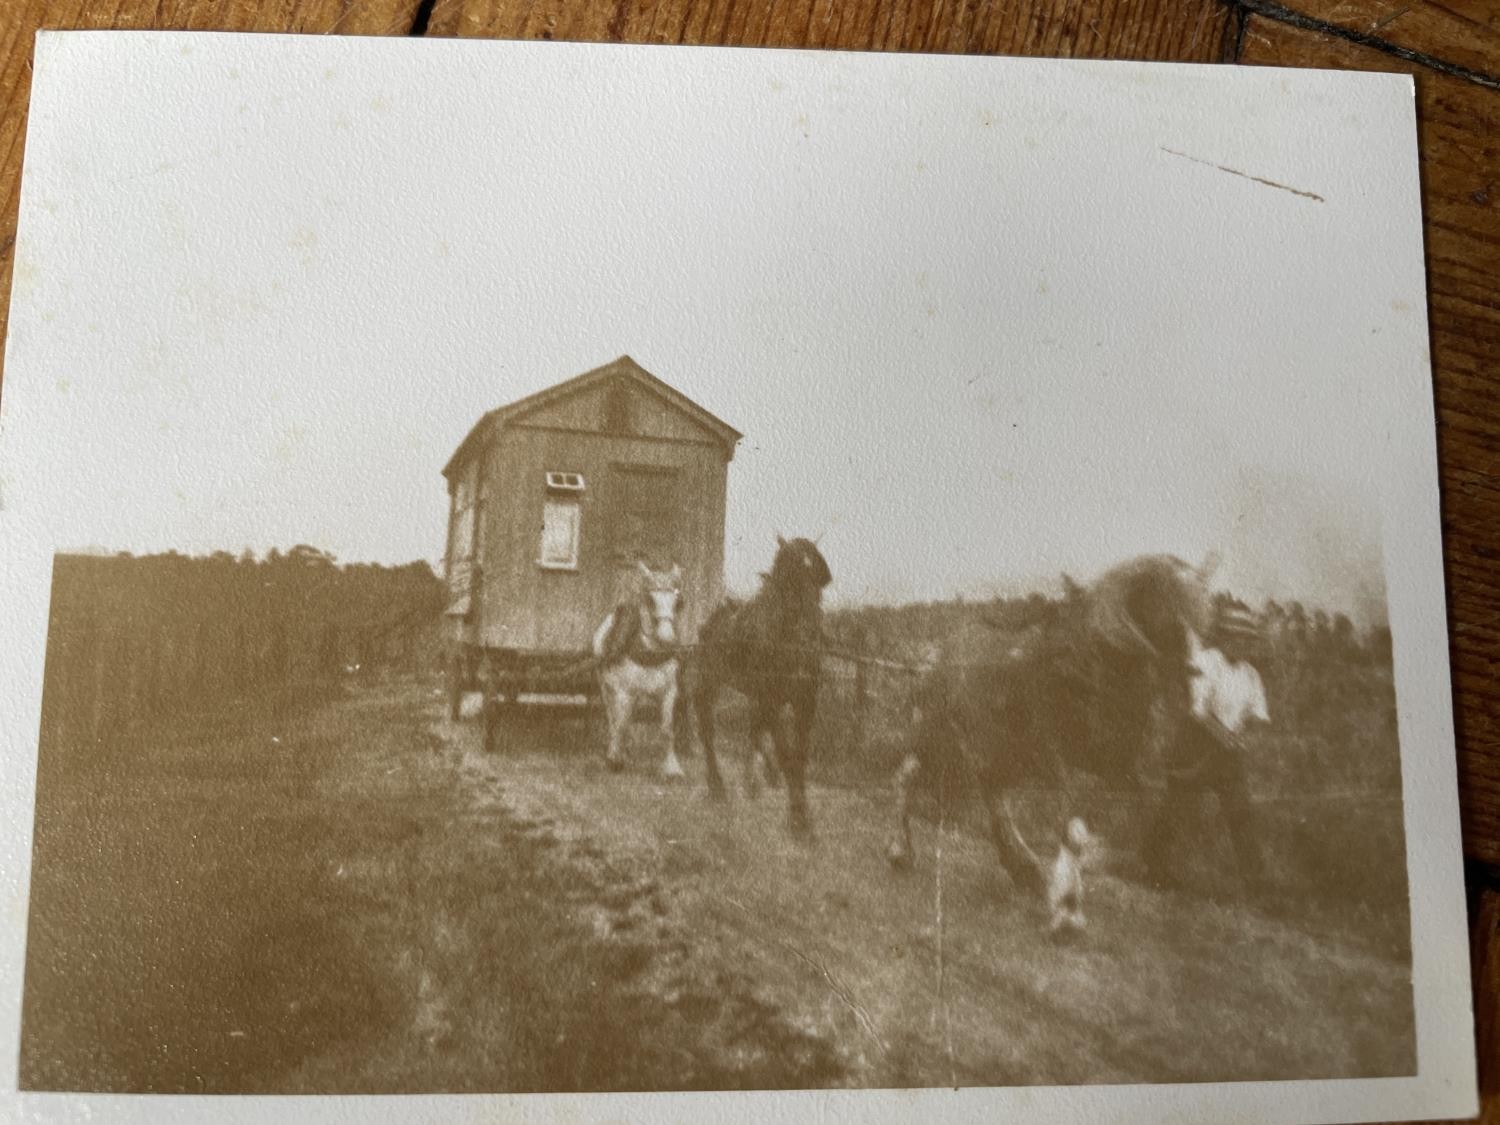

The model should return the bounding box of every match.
[1046,817,1093,934]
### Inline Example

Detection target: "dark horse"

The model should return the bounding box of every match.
[689,535,833,837]
[885,553,1260,903]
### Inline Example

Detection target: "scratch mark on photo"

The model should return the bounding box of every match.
[1160,146,1325,203]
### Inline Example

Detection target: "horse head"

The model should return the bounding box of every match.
[1082,553,1213,668]
[636,560,684,647]
[771,534,833,603]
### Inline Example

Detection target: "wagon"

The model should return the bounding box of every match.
[440,356,742,741]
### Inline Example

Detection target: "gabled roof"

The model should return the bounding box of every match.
[442,356,743,479]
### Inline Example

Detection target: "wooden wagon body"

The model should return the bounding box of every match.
[441,355,741,713]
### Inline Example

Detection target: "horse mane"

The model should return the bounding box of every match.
[1079,554,1205,663]
[701,539,831,677]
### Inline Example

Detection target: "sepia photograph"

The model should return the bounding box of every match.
[0,31,1476,1123]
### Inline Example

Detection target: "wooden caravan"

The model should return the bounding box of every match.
[441,355,741,711]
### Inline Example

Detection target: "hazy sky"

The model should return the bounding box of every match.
[5,37,1425,626]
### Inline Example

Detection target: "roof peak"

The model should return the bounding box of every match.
[441,356,742,478]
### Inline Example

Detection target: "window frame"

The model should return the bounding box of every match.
[538,470,585,571]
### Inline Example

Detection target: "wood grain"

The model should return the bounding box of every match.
[1470,884,1500,1122]
[1235,0,1500,86]
[426,0,1237,59]
[0,0,1495,1117]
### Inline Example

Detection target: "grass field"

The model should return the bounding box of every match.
[20,674,1415,1092]
[20,679,841,1092]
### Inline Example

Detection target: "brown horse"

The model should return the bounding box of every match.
[886,553,1233,904]
[688,536,832,837]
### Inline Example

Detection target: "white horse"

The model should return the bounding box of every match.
[592,562,686,777]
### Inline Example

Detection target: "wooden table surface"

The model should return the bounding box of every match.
[0,0,1495,1118]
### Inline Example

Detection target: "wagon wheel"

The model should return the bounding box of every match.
[446,653,466,721]
[481,656,522,754]
[482,691,503,753]
[585,677,610,758]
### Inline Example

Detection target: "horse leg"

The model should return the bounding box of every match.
[746,702,782,799]
[1208,747,1267,898]
[659,675,685,779]
[760,726,784,790]
[1142,718,1216,888]
[480,655,501,753]
[1141,775,1191,886]
[671,681,693,766]
[779,691,814,839]
[446,653,465,721]
[742,718,764,799]
[886,751,922,869]
[600,672,627,772]
[694,680,727,799]
[482,691,501,753]
[985,786,1045,897]
[1070,853,1088,930]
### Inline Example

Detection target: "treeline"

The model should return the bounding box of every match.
[818,584,1396,776]
[823,589,1390,669]
[38,547,447,758]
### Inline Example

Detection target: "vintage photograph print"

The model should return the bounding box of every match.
[0,30,1475,1122]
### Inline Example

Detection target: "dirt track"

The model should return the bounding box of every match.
[431,682,1414,1088]
[20,675,1415,1093]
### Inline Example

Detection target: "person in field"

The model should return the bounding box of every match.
[1189,606,1271,734]
[1141,599,1272,893]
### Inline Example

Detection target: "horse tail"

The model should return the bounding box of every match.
[999,791,1047,874]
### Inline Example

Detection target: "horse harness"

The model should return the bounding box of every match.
[599,600,680,669]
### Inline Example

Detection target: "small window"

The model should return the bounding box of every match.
[539,500,581,570]
[545,471,586,493]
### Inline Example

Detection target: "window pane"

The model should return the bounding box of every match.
[540,501,580,567]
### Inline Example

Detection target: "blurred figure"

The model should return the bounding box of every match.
[1142,599,1272,895]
